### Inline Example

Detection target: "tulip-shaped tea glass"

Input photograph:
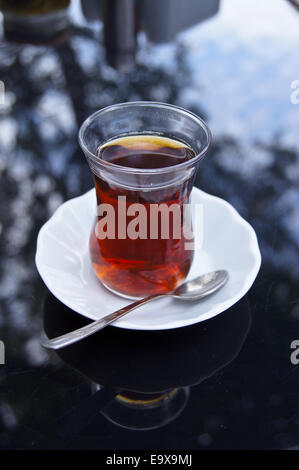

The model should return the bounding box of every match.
[79,102,211,299]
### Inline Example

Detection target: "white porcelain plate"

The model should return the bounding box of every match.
[35,188,261,330]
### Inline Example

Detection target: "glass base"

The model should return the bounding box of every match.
[101,280,143,301]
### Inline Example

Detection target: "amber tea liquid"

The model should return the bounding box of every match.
[90,135,196,298]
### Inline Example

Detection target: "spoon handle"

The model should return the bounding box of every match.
[41,293,165,350]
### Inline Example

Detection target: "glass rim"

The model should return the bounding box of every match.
[78,101,212,175]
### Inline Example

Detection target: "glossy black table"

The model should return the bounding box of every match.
[0,0,299,450]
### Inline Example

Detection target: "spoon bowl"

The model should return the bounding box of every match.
[173,270,229,300]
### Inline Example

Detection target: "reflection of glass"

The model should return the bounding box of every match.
[79,102,211,299]
[96,386,189,431]
[43,294,251,438]
[0,0,70,44]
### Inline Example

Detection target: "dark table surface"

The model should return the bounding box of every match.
[0,0,299,450]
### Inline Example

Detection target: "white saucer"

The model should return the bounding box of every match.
[35,187,261,330]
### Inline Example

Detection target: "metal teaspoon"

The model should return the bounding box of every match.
[41,270,229,350]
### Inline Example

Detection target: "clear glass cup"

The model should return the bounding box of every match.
[79,102,211,299]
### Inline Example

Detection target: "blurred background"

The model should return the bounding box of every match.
[0,0,299,450]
